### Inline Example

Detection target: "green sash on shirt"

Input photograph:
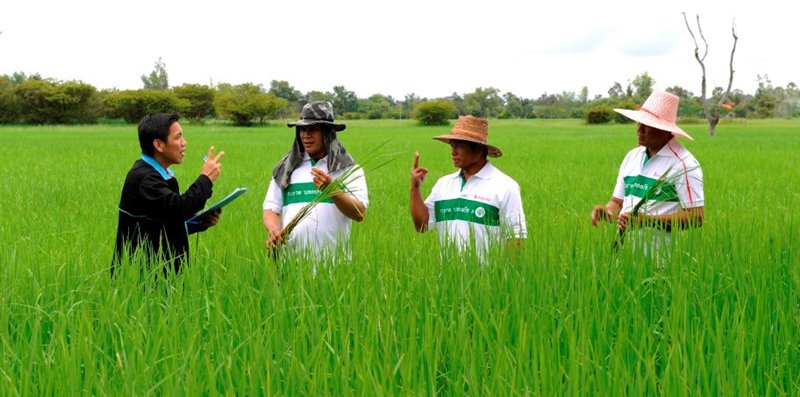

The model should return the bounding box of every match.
[623,175,679,202]
[283,182,334,205]
[434,198,500,226]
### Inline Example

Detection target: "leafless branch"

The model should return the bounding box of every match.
[696,15,709,62]
[683,13,710,121]
[718,20,738,109]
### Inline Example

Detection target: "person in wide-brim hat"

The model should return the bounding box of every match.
[262,101,368,260]
[432,115,503,157]
[613,90,693,140]
[287,100,347,132]
[591,91,705,258]
[409,115,527,259]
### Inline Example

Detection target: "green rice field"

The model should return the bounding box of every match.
[0,118,798,395]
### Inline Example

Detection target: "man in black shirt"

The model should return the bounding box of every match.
[112,113,224,277]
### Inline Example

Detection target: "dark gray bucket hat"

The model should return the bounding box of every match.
[287,101,346,131]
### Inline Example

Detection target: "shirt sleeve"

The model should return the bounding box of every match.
[139,173,213,221]
[675,159,704,208]
[502,182,527,239]
[612,160,626,201]
[263,178,283,213]
[342,166,369,208]
[423,179,440,232]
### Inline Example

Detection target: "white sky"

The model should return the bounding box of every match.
[1,0,795,99]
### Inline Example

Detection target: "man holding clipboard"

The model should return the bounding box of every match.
[112,113,225,277]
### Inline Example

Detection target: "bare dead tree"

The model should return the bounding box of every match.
[682,13,738,137]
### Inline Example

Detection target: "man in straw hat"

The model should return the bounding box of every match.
[263,101,368,257]
[410,115,527,256]
[590,91,704,251]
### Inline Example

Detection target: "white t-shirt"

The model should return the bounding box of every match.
[263,153,368,255]
[612,139,704,257]
[613,139,704,216]
[424,161,527,255]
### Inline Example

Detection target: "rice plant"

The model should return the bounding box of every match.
[0,119,797,395]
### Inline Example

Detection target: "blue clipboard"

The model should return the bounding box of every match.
[188,187,248,223]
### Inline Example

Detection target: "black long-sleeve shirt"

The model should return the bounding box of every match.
[112,159,213,276]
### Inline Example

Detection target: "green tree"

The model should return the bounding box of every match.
[173,84,216,121]
[579,86,589,103]
[141,57,169,90]
[666,85,704,117]
[584,105,613,124]
[413,100,456,126]
[359,94,392,119]
[608,82,625,98]
[631,72,655,102]
[391,93,421,119]
[105,89,186,123]
[751,75,777,118]
[10,71,34,85]
[269,80,301,116]
[725,89,750,118]
[332,85,358,115]
[214,83,286,126]
[611,98,637,123]
[59,81,101,123]
[13,79,61,123]
[464,87,502,117]
[666,85,693,99]
[752,94,777,118]
[0,75,19,123]
[447,92,465,116]
[305,90,335,104]
[778,82,800,118]
[13,79,100,124]
[502,92,535,119]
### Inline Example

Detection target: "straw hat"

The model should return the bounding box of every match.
[433,115,502,157]
[287,101,346,132]
[614,91,693,140]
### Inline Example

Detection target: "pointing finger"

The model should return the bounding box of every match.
[413,152,420,169]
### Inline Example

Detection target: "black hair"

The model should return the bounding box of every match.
[464,140,489,159]
[138,113,180,156]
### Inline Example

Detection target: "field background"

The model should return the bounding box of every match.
[0,119,798,395]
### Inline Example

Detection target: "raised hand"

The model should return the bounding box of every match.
[202,146,225,182]
[411,152,429,190]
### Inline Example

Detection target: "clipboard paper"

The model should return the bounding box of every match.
[188,187,248,223]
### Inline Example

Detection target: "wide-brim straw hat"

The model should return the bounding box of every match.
[287,101,346,132]
[433,115,502,157]
[614,91,693,140]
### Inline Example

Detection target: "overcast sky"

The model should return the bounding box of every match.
[1,0,794,99]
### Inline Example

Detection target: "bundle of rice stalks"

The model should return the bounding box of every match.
[613,164,700,251]
[279,140,398,242]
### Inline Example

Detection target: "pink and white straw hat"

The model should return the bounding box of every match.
[614,91,693,140]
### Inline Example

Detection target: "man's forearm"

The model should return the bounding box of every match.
[263,210,282,234]
[641,207,704,230]
[410,188,429,232]
[331,192,366,222]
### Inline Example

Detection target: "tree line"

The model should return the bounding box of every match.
[0,68,796,126]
